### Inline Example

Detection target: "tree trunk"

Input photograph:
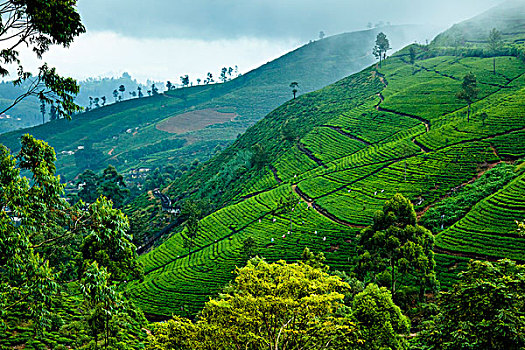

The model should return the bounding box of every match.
[391,258,396,297]
[493,57,496,75]
[467,104,471,122]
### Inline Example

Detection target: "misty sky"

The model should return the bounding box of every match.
[17,0,505,83]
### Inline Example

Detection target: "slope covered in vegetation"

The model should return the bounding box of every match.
[0,26,432,183]
[126,1,525,318]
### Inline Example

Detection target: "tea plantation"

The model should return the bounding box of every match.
[127,45,525,317]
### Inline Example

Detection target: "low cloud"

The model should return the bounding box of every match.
[78,0,505,40]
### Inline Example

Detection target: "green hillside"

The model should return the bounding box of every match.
[0,25,433,184]
[125,1,525,318]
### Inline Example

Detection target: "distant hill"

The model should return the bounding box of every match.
[0,25,437,183]
[432,0,525,45]
[123,1,525,318]
[0,73,161,134]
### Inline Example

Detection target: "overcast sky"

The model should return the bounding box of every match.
[17,0,505,83]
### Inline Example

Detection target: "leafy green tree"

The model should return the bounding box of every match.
[137,86,143,98]
[151,84,159,95]
[373,32,391,68]
[101,96,106,106]
[80,261,121,349]
[77,169,99,204]
[281,119,299,142]
[148,260,361,349]
[205,72,213,84]
[409,46,417,74]
[488,28,503,74]
[220,67,228,82]
[0,135,140,336]
[290,81,299,99]
[456,72,479,122]
[419,259,525,350]
[300,246,327,270]
[319,30,326,40]
[352,284,410,350]
[180,200,208,260]
[0,0,85,117]
[79,196,143,282]
[196,78,201,85]
[40,99,46,124]
[180,75,190,87]
[166,81,173,91]
[118,85,126,101]
[112,89,118,102]
[94,97,100,108]
[250,143,269,168]
[97,165,129,208]
[241,236,257,260]
[356,193,436,300]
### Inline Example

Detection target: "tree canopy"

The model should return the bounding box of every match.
[0,0,85,118]
[357,193,437,301]
[419,259,525,350]
[148,258,412,350]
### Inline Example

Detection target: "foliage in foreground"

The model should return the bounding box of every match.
[147,258,410,350]
[0,135,145,348]
[417,259,525,350]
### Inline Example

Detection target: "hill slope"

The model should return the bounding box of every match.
[126,1,525,318]
[0,25,435,183]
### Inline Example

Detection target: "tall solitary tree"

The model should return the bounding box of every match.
[290,81,299,99]
[220,67,228,82]
[319,31,326,40]
[456,72,479,122]
[373,32,391,68]
[49,103,57,120]
[356,193,436,300]
[206,72,213,84]
[40,100,46,124]
[166,81,173,91]
[180,75,190,87]
[488,28,503,74]
[118,85,126,101]
[180,200,206,261]
[112,89,119,102]
[409,46,417,74]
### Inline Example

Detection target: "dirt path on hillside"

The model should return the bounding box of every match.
[292,185,366,229]
[320,125,371,146]
[297,143,327,168]
[416,161,502,219]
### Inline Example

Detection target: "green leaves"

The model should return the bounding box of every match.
[419,259,525,350]
[1,1,84,117]
[357,193,437,300]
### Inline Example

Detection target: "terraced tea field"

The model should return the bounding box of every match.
[128,50,525,317]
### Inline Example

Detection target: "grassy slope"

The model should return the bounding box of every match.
[0,25,431,183]
[126,1,525,317]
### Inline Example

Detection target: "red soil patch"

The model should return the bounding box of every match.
[156,108,238,134]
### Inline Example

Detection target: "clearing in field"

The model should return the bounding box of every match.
[156,108,238,134]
